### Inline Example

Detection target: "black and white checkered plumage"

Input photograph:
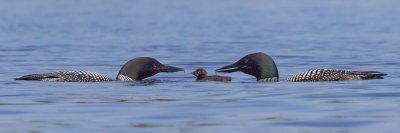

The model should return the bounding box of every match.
[287,69,387,82]
[257,77,279,82]
[15,71,113,82]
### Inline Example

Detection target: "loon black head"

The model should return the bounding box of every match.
[215,52,279,81]
[117,57,184,80]
[191,68,207,79]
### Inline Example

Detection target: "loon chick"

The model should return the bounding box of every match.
[191,68,231,82]
[287,69,387,82]
[216,52,387,82]
[216,52,279,82]
[15,57,184,82]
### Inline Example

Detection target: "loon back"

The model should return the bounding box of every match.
[14,71,113,82]
[287,69,387,82]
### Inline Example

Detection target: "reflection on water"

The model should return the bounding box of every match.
[1,0,400,133]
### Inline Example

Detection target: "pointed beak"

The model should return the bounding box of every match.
[156,65,184,73]
[215,63,241,73]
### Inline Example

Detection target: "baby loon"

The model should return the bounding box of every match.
[191,68,231,81]
[15,57,184,82]
[216,52,387,82]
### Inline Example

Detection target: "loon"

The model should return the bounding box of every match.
[14,57,184,82]
[215,52,387,82]
[191,68,231,82]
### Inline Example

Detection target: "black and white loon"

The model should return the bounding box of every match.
[216,52,387,82]
[14,57,184,82]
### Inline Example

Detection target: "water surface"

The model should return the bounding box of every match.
[1,0,400,133]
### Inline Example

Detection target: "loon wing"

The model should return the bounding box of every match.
[15,71,113,82]
[14,73,61,81]
[346,71,387,80]
[287,69,344,82]
[287,69,387,82]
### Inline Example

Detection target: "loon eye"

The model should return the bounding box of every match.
[243,59,249,64]
[152,63,157,69]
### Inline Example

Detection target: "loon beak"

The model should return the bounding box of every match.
[157,65,184,73]
[216,63,240,73]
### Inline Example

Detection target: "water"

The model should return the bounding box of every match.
[1,0,400,132]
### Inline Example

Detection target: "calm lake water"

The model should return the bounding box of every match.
[1,0,400,133]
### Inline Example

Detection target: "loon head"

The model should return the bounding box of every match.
[191,68,208,79]
[117,57,184,80]
[215,52,279,81]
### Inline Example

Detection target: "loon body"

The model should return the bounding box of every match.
[15,57,184,82]
[287,69,387,82]
[15,71,112,82]
[191,68,231,82]
[216,52,386,82]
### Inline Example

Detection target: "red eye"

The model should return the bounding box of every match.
[244,59,249,64]
[152,63,157,68]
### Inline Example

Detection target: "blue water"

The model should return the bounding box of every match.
[1,0,400,132]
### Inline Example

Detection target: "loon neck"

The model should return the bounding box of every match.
[256,55,279,81]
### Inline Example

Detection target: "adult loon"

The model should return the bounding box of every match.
[191,68,231,82]
[215,52,387,82]
[15,57,184,82]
